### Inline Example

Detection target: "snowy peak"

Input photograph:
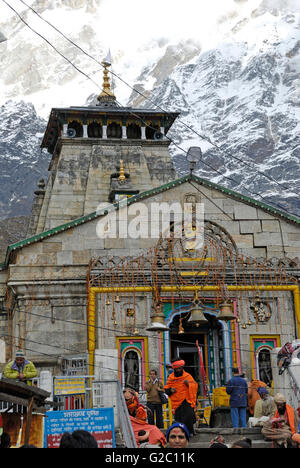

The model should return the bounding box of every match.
[0,0,299,219]
[0,101,49,219]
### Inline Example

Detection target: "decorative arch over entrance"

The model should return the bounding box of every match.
[87,222,300,382]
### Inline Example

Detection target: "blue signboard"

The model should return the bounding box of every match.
[44,408,115,448]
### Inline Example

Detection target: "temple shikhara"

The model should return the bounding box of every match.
[0,55,300,426]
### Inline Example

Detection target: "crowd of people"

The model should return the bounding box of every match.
[123,358,198,448]
[126,362,300,449]
[225,367,300,448]
[1,351,300,448]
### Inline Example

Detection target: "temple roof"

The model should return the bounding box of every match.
[40,105,179,152]
[1,173,299,270]
[41,52,179,152]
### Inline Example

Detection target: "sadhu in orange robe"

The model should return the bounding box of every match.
[164,360,198,435]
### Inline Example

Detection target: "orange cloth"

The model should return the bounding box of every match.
[130,416,166,447]
[135,406,147,422]
[274,404,296,435]
[248,380,267,415]
[165,370,198,411]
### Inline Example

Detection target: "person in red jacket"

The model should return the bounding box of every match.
[164,359,198,436]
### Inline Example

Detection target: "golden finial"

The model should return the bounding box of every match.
[118,160,126,182]
[97,50,116,104]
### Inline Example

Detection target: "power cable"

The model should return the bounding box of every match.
[10,303,298,365]
[188,180,234,221]
[13,0,300,200]
[2,0,298,217]
[3,332,300,392]
[1,0,100,90]
[1,1,300,386]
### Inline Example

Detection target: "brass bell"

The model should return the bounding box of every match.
[133,328,139,335]
[146,307,170,332]
[105,297,111,306]
[217,302,236,322]
[187,304,208,327]
[115,295,120,303]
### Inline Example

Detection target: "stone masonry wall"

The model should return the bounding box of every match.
[3,180,300,375]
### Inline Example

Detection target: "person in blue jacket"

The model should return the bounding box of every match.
[226,368,248,428]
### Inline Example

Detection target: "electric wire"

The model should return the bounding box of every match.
[3,0,299,217]
[1,1,300,392]
[2,332,299,393]
[12,0,300,202]
[11,304,300,371]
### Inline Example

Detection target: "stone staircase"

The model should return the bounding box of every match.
[189,427,272,448]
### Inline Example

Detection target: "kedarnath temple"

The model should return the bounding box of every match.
[0,57,300,420]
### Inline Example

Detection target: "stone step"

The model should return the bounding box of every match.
[188,427,271,448]
[194,427,265,439]
[189,438,272,449]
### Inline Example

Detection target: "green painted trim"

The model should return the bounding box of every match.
[1,173,299,270]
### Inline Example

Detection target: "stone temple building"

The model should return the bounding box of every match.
[0,59,300,410]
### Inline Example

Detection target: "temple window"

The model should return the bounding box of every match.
[127,123,141,139]
[107,122,122,138]
[145,122,159,140]
[88,121,102,138]
[67,120,83,137]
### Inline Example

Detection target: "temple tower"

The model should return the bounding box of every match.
[28,55,179,235]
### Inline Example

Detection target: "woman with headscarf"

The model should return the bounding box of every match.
[164,359,198,436]
[166,422,190,448]
[123,388,166,447]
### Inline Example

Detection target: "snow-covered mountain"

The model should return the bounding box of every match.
[0,100,48,219]
[0,0,299,221]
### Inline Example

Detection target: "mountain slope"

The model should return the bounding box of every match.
[133,2,300,215]
[0,101,49,220]
[0,0,299,220]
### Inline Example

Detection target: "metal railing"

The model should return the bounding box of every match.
[287,367,300,410]
[92,379,137,448]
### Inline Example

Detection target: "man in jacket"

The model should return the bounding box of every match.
[4,350,37,385]
[226,368,248,428]
[144,369,164,428]
[164,359,198,436]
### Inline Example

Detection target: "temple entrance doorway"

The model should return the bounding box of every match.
[170,330,205,384]
[168,310,227,392]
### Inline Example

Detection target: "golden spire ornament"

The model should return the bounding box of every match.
[118,160,126,182]
[97,50,116,106]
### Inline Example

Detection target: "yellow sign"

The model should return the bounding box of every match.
[54,377,86,396]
